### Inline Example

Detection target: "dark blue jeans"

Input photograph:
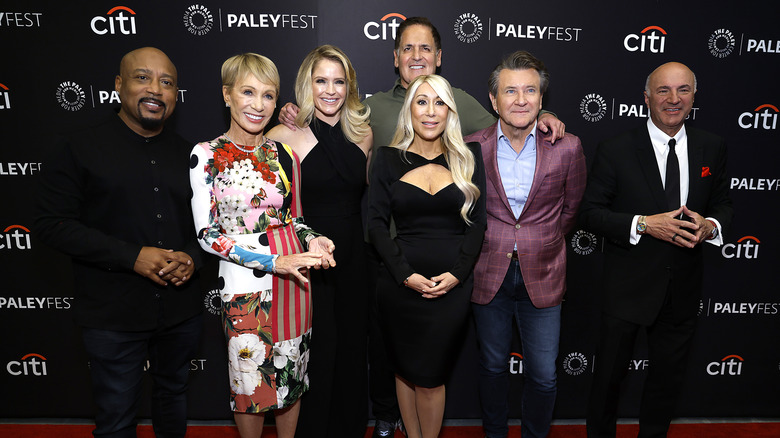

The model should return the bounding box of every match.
[81,314,202,438]
[472,260,560,438]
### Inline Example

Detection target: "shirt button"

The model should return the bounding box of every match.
[156,213,162,219]
[155,293,161,298]
[151,160,156,165]
[154,187,159,192]
[515,224,521,229]
[158,240,163,245]
[506,252,513,259]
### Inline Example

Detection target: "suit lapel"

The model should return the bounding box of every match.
[685,128,704,209]
[524,128,549,215]
[636,126,668,212]
[483,125,514,216]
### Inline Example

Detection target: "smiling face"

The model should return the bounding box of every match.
[394,24,442,89]
[490,68,542,137]
[223,74,277,143]
[410,82,449,144]
[311,58,347,125]
[115,47,178,136]
[644,62,696,137]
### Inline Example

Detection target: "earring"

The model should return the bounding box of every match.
[226,102,230,107]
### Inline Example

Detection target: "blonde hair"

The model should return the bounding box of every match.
[390,75,480,224]
[221,53,279,95]
[294,45,371,144]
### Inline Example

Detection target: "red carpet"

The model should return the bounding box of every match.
[2,422,779,437]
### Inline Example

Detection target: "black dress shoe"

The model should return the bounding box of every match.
[372,419,396,438]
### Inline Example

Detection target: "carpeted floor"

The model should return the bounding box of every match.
[2,422,780,437]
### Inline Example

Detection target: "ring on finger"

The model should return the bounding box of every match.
[672,233,678,241]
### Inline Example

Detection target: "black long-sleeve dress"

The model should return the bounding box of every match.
[368,143,486,387]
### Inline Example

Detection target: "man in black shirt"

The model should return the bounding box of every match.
[35,47,203,438]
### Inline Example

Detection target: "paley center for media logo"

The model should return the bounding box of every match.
[571,230,598,256]
[453,13,482,44]
[721,235,760,260]
[183,4,213,36]
[562,352,588,376]
[7,353,48,376]
[710,28,780,56]
[364,12,405,41]
[91,6,137,35]
[706,354,744,376]
[708,29,736,58]
[579,94,698,123]
[56,81,188,112]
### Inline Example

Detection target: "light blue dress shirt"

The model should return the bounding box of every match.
[496,121,537,220]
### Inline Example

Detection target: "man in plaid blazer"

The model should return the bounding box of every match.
[464,51,587,438]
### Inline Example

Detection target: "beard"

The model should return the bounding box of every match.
[136,98,167,130]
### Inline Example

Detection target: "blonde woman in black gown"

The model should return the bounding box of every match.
[367,74,486,438]
[267,45,372,437]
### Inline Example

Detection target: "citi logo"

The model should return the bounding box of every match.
[91,6,137,35]
[721,236,760,259]
[7,353,48,376]
[0,83,9,109]
[738,104,777,130]
[364,13,405,41]
[509,352,523,374]
[624,26,667,53]
[706,354,743,376]
[0,225,31,250]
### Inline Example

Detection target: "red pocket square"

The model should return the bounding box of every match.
[702,167,712,177]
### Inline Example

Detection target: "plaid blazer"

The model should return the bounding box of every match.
[465,123,587,308]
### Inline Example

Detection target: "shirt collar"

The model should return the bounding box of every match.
[497,120,537,152]
[647,117,686,151]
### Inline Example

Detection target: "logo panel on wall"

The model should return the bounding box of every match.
[91,6,137,35]
[6,353,48,376]
[580,93,607,123]
[721,235,760,260]
[183,4,213,36]
[0,12,43,28]
[1,225,32,250]
[509,352,523,374]
[706,354,744,376]
[624,26,667,53]
[708,29,736,58]
[453,13,482,44]
[364,12,406,41]
[738,104,777,130]
[561,352,588,376]
[203,289,222,316]
[0,162,41,176]
[704,300,779,316]
[0,83,9,110]
[571,230,598,256]
[0,296,73,310]
[56,81,86,112]
[493,21,582,42]
[730,177,780,191]
[223,10,317,30]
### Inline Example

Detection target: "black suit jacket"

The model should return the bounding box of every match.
[579,124,732,325]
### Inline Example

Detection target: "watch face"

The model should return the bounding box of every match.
[637,222,647,232]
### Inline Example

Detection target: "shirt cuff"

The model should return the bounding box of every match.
[629,215,641,245]
[705,217,724,246]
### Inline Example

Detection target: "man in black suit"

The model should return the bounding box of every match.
[580,62,733,437]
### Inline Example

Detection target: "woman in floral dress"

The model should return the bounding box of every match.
[189,53,335,438]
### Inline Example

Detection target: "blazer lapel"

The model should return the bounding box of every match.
[685,129,704,209]
[524,128,550,214]
[482,125,514,216]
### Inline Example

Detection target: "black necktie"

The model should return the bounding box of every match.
[665,138,680,210]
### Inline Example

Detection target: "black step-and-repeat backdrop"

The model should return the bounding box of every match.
[2,0,778,422]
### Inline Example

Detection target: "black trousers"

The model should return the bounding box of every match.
[586,295,696,438]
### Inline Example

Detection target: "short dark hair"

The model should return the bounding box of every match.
[488,51,549,96]
[394,17,441,52]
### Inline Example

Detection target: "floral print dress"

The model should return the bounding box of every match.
[190,135,318,412]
